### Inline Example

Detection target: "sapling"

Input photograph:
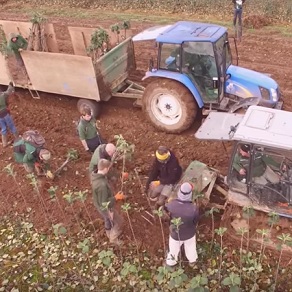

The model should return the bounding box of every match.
[63,190,84,232]
[74,190,98,236]
[242,206,255,251]
[120,21,131,39]
[27,173,50,224]
[256,228,269,265]
[205,207,220,251]
[274,233,292,290]
[153,206,166,256]
[121,203,140,259]
[214,227,227,281]
[236,226,248,278]
[170,217,183,267]
[111,23,121,44]
[268,211,279,236]
[87,28,110,62]
[3,163,28,210]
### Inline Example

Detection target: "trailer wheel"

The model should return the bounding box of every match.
[142,79,198,133]
[77,99,101,118]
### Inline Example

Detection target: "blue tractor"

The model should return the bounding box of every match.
[134,21,282,133]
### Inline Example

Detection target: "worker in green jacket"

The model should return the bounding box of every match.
[233,144,280,185]
[7,33,28,60]
[91,159,124,245]
[77,107,104,153]
[13,138,51,174]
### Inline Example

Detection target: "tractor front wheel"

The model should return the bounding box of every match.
[142,79,198,133]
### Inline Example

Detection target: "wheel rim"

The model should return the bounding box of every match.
[150,93,182,126]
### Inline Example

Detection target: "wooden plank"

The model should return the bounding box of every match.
[21,51,100,100]
[0,54,11,85]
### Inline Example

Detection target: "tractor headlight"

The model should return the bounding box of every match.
[270,88,278,102]
[259,86,270,100]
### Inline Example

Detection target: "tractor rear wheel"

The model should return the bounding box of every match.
[142,79,198,133]
[77,99,101,119]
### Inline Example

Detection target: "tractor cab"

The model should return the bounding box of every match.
[195,106,292,218]
[156,22,231,106]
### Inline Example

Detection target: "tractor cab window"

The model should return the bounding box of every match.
[181,41,218,102]
[214,33,231,75]
[249,147,292,206]
[159,43,181,71]
[229,143,251,194]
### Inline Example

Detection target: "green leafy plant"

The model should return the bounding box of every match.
[121,203,140,259]
[242,206,255,250]
[170,217,183,267]
[274,233,292,290]
[153,206,167,256]
[120,21,131,39]
[221,272,241,292]
[111,23,120,44]
[188,274,209,292]
[3,163,28,210]
[205,207,220,251]
[236,226,248,278]
[87,27,110,62]
[214,227,227,281]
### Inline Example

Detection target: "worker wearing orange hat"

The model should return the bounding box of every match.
[145,146,182,207]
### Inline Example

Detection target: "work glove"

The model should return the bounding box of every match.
[115,191,126,201]
[46,170,54,179]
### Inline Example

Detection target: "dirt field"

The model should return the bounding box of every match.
[1,10,292,280]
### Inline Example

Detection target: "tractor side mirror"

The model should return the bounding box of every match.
[212,77,219,89]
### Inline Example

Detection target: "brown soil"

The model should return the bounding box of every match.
[1,10,292,275]
[243,15,271,29]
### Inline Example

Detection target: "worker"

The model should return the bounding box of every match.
[89,143,117,173]
[91,159,124,245]
[165,182,199,267]
[233,144,280,185]
[7,33,28,64]
[13,137,51,175]
[77,107,104,153]
[232,0,246,40]
[145,146,182,207]
[0,82,18,147]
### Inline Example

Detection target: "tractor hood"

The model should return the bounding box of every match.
[225,65,279,100]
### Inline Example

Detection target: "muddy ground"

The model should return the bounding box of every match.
[0,10,292,280]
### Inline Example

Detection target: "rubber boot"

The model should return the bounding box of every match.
[1,134,8,148]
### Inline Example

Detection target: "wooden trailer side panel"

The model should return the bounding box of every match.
[21,51,100,100]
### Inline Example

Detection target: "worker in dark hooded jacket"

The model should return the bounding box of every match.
[165,182,199,267]
[145,146,182,207]
[91,159,124,245]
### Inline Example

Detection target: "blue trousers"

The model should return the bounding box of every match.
[233,8,243,26]
[0,113,17,135]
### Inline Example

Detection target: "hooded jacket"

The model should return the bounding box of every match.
[91,172,115,211]
[165,199,199,241]
[146,150,182,190]
[8,33,28,56]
